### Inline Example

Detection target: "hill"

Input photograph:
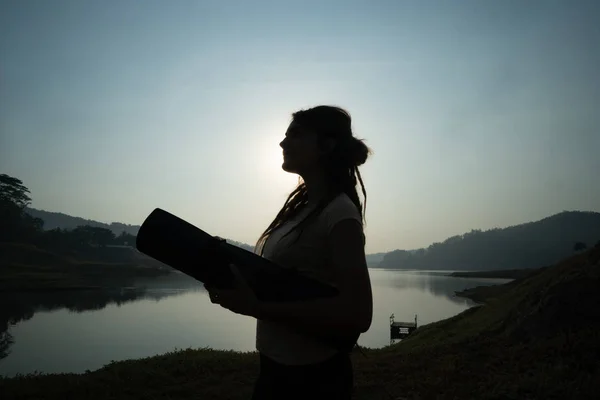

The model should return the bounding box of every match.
[379,210,600,270]
[24,208,600,269]
[25,208,255,251]
[2,238,599,399]
[25,208,141,236]
[365,252,386,267]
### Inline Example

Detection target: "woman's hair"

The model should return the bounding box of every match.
[255,105,372,255]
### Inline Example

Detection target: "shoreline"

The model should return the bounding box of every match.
[2,285,597,397]
[0,285,147,292]
[3,247,598,399]
[0,261,173,292]
[448,268,542,280]
[370,266,541,280]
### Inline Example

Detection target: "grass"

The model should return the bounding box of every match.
[1,246,599,399]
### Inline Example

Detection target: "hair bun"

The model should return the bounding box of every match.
[350,137,371,166]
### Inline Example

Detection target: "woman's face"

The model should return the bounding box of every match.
[279,121,325,175]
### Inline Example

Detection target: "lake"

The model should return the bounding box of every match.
[0,269,510,377]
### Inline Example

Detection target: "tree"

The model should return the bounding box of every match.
[92,227,116,247]
[0,330,14,360]
[0,174,31,209]
[573,242,587,252]
[0,173,42,242]
[114,231,136,246]
[71,225,116,247]
[19,213,45,242]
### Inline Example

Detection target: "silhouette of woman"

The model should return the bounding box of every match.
[205,105,373,399]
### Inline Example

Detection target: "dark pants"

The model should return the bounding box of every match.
[251,352,354,400]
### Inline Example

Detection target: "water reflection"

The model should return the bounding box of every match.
[370,268,510,304]
[0,270,509,375]
[0,330,13,360]
[0,273,202,361]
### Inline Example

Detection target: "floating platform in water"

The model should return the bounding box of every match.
[390,314,418,343]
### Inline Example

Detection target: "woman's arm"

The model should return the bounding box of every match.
[256,218,373,336]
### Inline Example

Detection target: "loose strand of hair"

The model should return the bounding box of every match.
[355,167,367,225]
[255,183,308,255]
[282,166,366,248]
[255,165,367,255]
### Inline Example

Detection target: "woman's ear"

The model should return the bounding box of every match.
[321,138,337,155]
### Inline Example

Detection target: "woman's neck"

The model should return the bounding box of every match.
[301,171,331,208]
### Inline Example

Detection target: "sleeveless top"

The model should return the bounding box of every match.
[255,192,364,365]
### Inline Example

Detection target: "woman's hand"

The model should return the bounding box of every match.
[204,264,262,318]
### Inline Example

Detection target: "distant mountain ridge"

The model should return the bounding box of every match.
[379,211,600,271]
[25,208,600,268]
[24,208,255,252]
[365,252,387,267]
[26,208,141,235]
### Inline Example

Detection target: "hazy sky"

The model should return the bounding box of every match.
[1,0,599,254]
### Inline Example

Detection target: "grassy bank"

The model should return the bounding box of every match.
[0,242,170,291]
[2,246,599,399]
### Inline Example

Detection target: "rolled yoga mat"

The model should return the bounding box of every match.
[135,208,340,301]
[135,208,360,352]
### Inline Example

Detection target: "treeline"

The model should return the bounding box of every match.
[26,205,255,252]
[37,226,137,251]
[1,173,254,259]
[25,207,140,236]
[380,211,600,270]
[1,173,137,254]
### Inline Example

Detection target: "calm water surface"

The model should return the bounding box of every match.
[0,269,510,377]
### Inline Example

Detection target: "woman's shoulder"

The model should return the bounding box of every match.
[320,192,363,231]
[325,192,360,212]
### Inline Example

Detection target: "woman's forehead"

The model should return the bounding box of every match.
[285,121,314,136]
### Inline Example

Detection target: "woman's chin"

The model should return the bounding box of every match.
[281,161,297,174]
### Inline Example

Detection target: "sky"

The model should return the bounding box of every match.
[1,0,599,254]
